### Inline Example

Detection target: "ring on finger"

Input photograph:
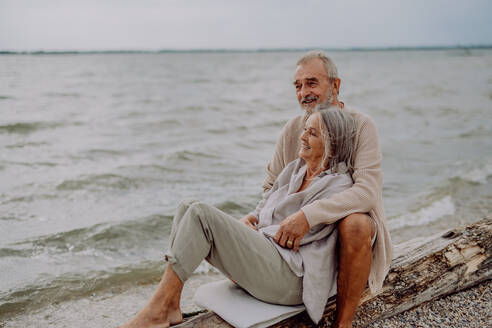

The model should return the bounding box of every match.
[286,240,293,247]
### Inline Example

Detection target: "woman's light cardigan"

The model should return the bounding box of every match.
[262,107,393,296]
[252,158,352,323]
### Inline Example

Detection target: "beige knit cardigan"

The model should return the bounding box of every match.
[263,107,393,293]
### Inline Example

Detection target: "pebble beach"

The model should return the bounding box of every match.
[372,279,491,328]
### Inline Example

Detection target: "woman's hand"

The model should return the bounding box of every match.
[240,214,258,230]
[274,210,310,252]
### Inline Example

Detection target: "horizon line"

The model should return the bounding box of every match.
[1,44,491,55]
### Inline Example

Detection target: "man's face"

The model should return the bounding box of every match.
[293,58,334,113]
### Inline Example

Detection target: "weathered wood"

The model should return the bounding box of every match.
[179,311,233,328]
[176,218,491,327]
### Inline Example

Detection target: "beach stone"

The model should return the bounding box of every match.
[371,279,491,328]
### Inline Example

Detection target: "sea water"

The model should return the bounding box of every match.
[0,50,491,326]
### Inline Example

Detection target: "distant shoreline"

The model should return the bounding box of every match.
[1,45,491,55]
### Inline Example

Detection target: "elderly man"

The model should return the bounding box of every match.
[242,51,393,327]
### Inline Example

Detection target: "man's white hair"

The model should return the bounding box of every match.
[296,50,338,79]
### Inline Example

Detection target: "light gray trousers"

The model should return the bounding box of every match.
[164,199,303,305]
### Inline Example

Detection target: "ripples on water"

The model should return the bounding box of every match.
[0,50,491,321]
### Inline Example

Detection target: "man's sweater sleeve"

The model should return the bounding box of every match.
[301,115,382,227]
[263,122,289,192]
[262,117,302,192]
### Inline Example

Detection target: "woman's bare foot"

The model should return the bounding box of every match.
[118,265,184,328]
[117,302,182,328]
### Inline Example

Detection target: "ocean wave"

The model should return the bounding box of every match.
[56,173,144,191]
[436,159,492,188]
[170,150,221,162]
[116,163,183,174]
[42,92,81,98]
[0,260,166,319]
[0,259,221,320]
[66,148,128,162]
[0,212,218,319]
[2,160,58,168]
[215,200,250,214]
[458,126,490,138]
[460,162,492,184]
[388,160,491,232]
[5,141,49,149]
[0,215,20,221]
[138,98,167,105]
[182,105,205,112]
[133,118,183,130]
[81,148,127,159]
[0,248,31,257]
[389,196,456,230]
[0,122,62,135]
[7,214,173,258]
[0,193,57,205]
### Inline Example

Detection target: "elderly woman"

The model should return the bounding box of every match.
[119,106,357,328]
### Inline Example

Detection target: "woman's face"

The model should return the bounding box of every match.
[299,112,326,166]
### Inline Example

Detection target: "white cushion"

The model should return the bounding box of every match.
[193,279,305,328]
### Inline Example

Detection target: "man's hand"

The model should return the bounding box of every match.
[240,214,258,230]
[274,210,310,252]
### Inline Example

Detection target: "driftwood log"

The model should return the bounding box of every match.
[176,218,491,327]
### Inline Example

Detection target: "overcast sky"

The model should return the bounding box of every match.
[1,0,491,51]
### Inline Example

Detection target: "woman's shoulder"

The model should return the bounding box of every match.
[320,163,353,185]
[281,157,305,175]
[270,158,304,190]
[312,172,353,199]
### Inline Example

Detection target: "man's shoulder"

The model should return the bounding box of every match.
[345,106,378,128]
[345,105,372,120]
[283,114,304,129]
[279,114,304,137]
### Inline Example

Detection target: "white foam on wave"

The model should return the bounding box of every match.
[461,162,492,184]
[389,196,456,230]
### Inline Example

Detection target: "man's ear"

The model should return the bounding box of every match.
[332,78,341,95]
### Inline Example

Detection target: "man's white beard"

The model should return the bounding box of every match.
[301,92,334,114]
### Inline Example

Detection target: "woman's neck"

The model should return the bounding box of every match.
[304,161,324,180]
[297,160,325,193]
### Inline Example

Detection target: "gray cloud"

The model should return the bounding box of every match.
[1,0,491,50]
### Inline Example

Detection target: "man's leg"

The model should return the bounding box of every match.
[334,213,375,328]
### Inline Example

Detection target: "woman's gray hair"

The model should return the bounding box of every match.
[316,105,357,174]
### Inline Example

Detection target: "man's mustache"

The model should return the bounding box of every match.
[301,95,318,104]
